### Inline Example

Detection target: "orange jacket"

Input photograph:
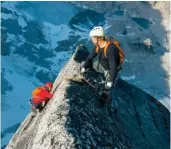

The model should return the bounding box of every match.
[32,86,53,105]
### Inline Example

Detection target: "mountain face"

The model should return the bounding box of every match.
[6,46,170,149]
[1,2,107,147]
[1,1,170,148]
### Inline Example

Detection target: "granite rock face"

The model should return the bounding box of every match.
[6,45,170,149]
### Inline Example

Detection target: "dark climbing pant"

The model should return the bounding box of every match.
[29,99,44,113]
[105,71,119,108]
[81,61,119,107]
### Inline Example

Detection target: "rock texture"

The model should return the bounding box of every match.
[6,45,170,149]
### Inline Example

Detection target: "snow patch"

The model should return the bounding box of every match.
[125,59,132,63]
[71,24,90,40]
[103,20,112,32]
[6,33,26,47]
[43,22,72,49]
[1,13,15,20]
[125,25,133,28]
[71,20,111,41]
[18,16,27,29]
[121,75,136,81]
[117,32,136,36]
[33,43,46,49]
[1,1,18,11]
[2,54,35,77]
[46,51,72,74]
[2,1,34,22]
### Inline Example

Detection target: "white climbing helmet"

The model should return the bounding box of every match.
[89,26,105,37]
[143,38,152,46]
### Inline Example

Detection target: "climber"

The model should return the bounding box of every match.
[30,82,54,114]
[80,26,123,91]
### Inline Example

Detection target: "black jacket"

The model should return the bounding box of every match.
[83,43,120,83]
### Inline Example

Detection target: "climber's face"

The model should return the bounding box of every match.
[91,36,98,45]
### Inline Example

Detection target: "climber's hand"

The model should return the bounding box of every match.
[80,61,85,73]
[105,82,113,90]
[41,101,46,107]
[104,70,110,78]
[81,68,86,74]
